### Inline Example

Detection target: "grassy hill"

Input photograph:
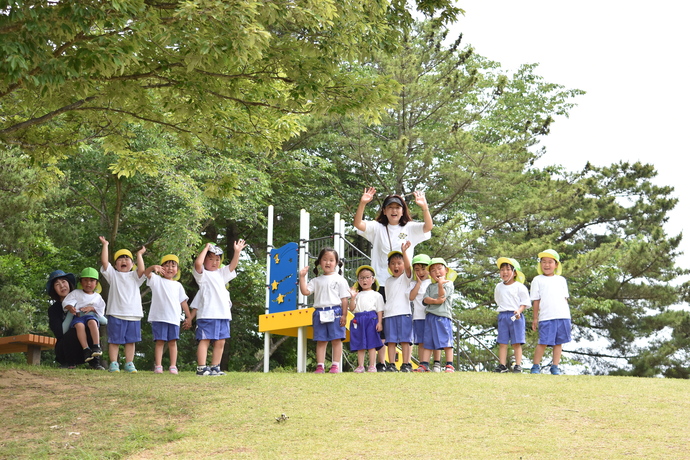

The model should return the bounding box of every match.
[1,364,688,459]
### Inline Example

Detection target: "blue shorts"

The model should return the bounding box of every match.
[384,314,413,345]
[107,316,142,344]
[196,319,230,341]
[412,319,426,345]
[349,311,382,351]
[423,314,453,350]
[151,322,180,342]
[497,311,526,345]
[538,318,572,346]
[312,306,346,342]
[70,314,99,329]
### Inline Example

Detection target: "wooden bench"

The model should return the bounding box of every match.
[0,334,57,365]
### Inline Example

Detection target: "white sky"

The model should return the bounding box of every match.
[453,1,690,277]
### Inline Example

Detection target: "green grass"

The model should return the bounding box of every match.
[1,364,689,459]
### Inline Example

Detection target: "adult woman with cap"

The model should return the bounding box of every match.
[46,270,105,369]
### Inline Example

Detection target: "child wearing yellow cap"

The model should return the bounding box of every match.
[99,236,147,373]
[494,257,530,373]
[530,249,571,375]
[144,254,192,374]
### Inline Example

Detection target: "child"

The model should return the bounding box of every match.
[99,237,147,373]
[144,254,192,374]
[298,247,350,374]
[493,257,530,373]
[348,265,384,373]
[190,240,246,376]
[382,242,414,372]
[62,267,106,363]
[530,249,571,375]
[407,254,442,372]
[418,258,456,373]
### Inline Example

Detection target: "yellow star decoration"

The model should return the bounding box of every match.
[276,294,285,304]
[274,254,280,264]
[271,280,279,291]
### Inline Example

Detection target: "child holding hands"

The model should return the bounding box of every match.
[299,247,350,374]
[348,265,384,373]
[191,240,246,376]
[99,237,147,373]
[144,254,192,374]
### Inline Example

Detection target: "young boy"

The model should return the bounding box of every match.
[407,254,441,372]
[530,249,571,375]
[190,240,246,376]
[493,257,530,373]
[419,258,456,372]
[144,254,192,374]
[99,236,147,373]
[383,242,413,372]
[62,267,106,363]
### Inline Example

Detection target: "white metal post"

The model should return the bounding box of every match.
[263,205,274,373]
[297,209,310,373]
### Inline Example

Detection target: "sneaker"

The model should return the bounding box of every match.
[354,366,365,373]
[550,365,561,375]
[367,365,377,373]
[91,363,106,371]
[169,366,178,375]
[400,363,413,372]
[444,364,455,373]
[83,348,94,362]
[432,362,442,373]
[328,364,340,374]
[196,365,211,376]
[124,362,137,373]
[314,364,325,374]
[494,364,509,373]
[209,365,225,376]
[415,364,430,373]
[530,364,541,374]
[385,363,398,372]
[91,344,102,357]
[376,362,386,373]
[512,365,523,373]
[108,361,120,373]
[154,365,163,374]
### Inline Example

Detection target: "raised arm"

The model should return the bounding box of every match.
[414,190,433,233]
[401,240,412,278]
[353,187,376,232]
[298,266,311,296]
[227,239,247,272]
[194,243,211,274]
[99,236,110,270]
[136,246,146,278]
[144,264,162,279]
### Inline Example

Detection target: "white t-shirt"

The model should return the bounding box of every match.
[407,278,432,320]
[62,289,106,317]
[356,221,430,285]
[353,289,384,313]
[190,266,236,320]
[384,272,412,318]
[494,282,531,313]
[530,274,570,321]
[100,264,146,319]
[305,273,350,308]
[147,274,189,325]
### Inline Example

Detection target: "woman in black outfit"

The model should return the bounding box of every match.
[46,270,105,369]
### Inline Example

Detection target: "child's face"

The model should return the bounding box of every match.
[204,253,221,271]
[319,251,337,275]
[383,203,403,225]
[540,257,558,276]
[161,260,178,280]
[357,269,375,290]
[429,263,447,282]
[53,278,71,299]
[414,264,429,280]
[499,264,515,283]
[115,255,133,272]
[388,256,404,277]
[81,277,98,294]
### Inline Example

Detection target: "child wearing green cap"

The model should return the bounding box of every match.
[530,249,571,375]
[407,253,441,371]
[62,267,106,364]
[494,257,530,373]
[99,236,147,373]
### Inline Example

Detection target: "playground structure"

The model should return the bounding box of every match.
[258,205,500,373]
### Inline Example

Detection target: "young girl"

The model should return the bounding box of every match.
[299,247,351,374]
[348,265,384,373]
[144,254,193,374]
[62,267,106,363]
[419,258,456,373]
[407,254,441,372]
